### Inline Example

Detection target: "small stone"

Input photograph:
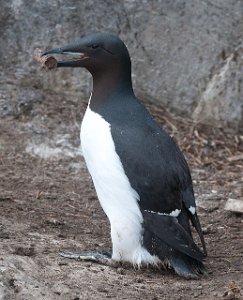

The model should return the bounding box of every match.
[224,198,243,214]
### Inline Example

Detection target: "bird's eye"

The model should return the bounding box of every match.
[91,44,99,49]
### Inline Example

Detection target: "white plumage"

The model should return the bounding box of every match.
[80,103,159,266]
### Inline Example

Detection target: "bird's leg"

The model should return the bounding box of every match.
[59,250,115,265]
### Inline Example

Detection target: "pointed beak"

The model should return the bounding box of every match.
[42,46,89,67]
[42,48,64,56]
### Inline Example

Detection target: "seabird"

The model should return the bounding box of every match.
[43,32,207,278]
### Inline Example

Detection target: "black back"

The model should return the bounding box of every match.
[93,93,196,215]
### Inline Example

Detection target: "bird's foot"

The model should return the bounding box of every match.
[60,250,113,264]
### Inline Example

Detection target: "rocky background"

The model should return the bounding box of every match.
[0,0,243,130]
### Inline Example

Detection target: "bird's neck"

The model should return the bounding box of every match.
[89,67,134,111]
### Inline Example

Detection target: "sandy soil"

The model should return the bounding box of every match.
[0,91,242,300]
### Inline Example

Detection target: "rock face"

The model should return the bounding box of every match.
[1,0,242,129]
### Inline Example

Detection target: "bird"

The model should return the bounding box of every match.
[43,32,207,279]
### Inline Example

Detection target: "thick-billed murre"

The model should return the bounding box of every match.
[43,32,207,279]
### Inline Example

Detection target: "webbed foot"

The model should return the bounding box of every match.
[60,250,112,263]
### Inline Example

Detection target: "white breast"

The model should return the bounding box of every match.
[80,105,159,266]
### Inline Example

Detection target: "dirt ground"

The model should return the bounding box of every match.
[0,89,242,300]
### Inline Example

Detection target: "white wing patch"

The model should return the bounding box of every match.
[170,208,181,217]
[80,105,159,266]
[188,206,196,215]
[144,209,181,217]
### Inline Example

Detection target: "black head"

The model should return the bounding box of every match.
[43,32,131,76]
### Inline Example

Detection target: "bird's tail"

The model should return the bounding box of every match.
[189,211,207,256]
[169,250,207,279]
[142,210,207,279]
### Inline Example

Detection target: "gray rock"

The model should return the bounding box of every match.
[224,198,243,213]
[1,0,242,129]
